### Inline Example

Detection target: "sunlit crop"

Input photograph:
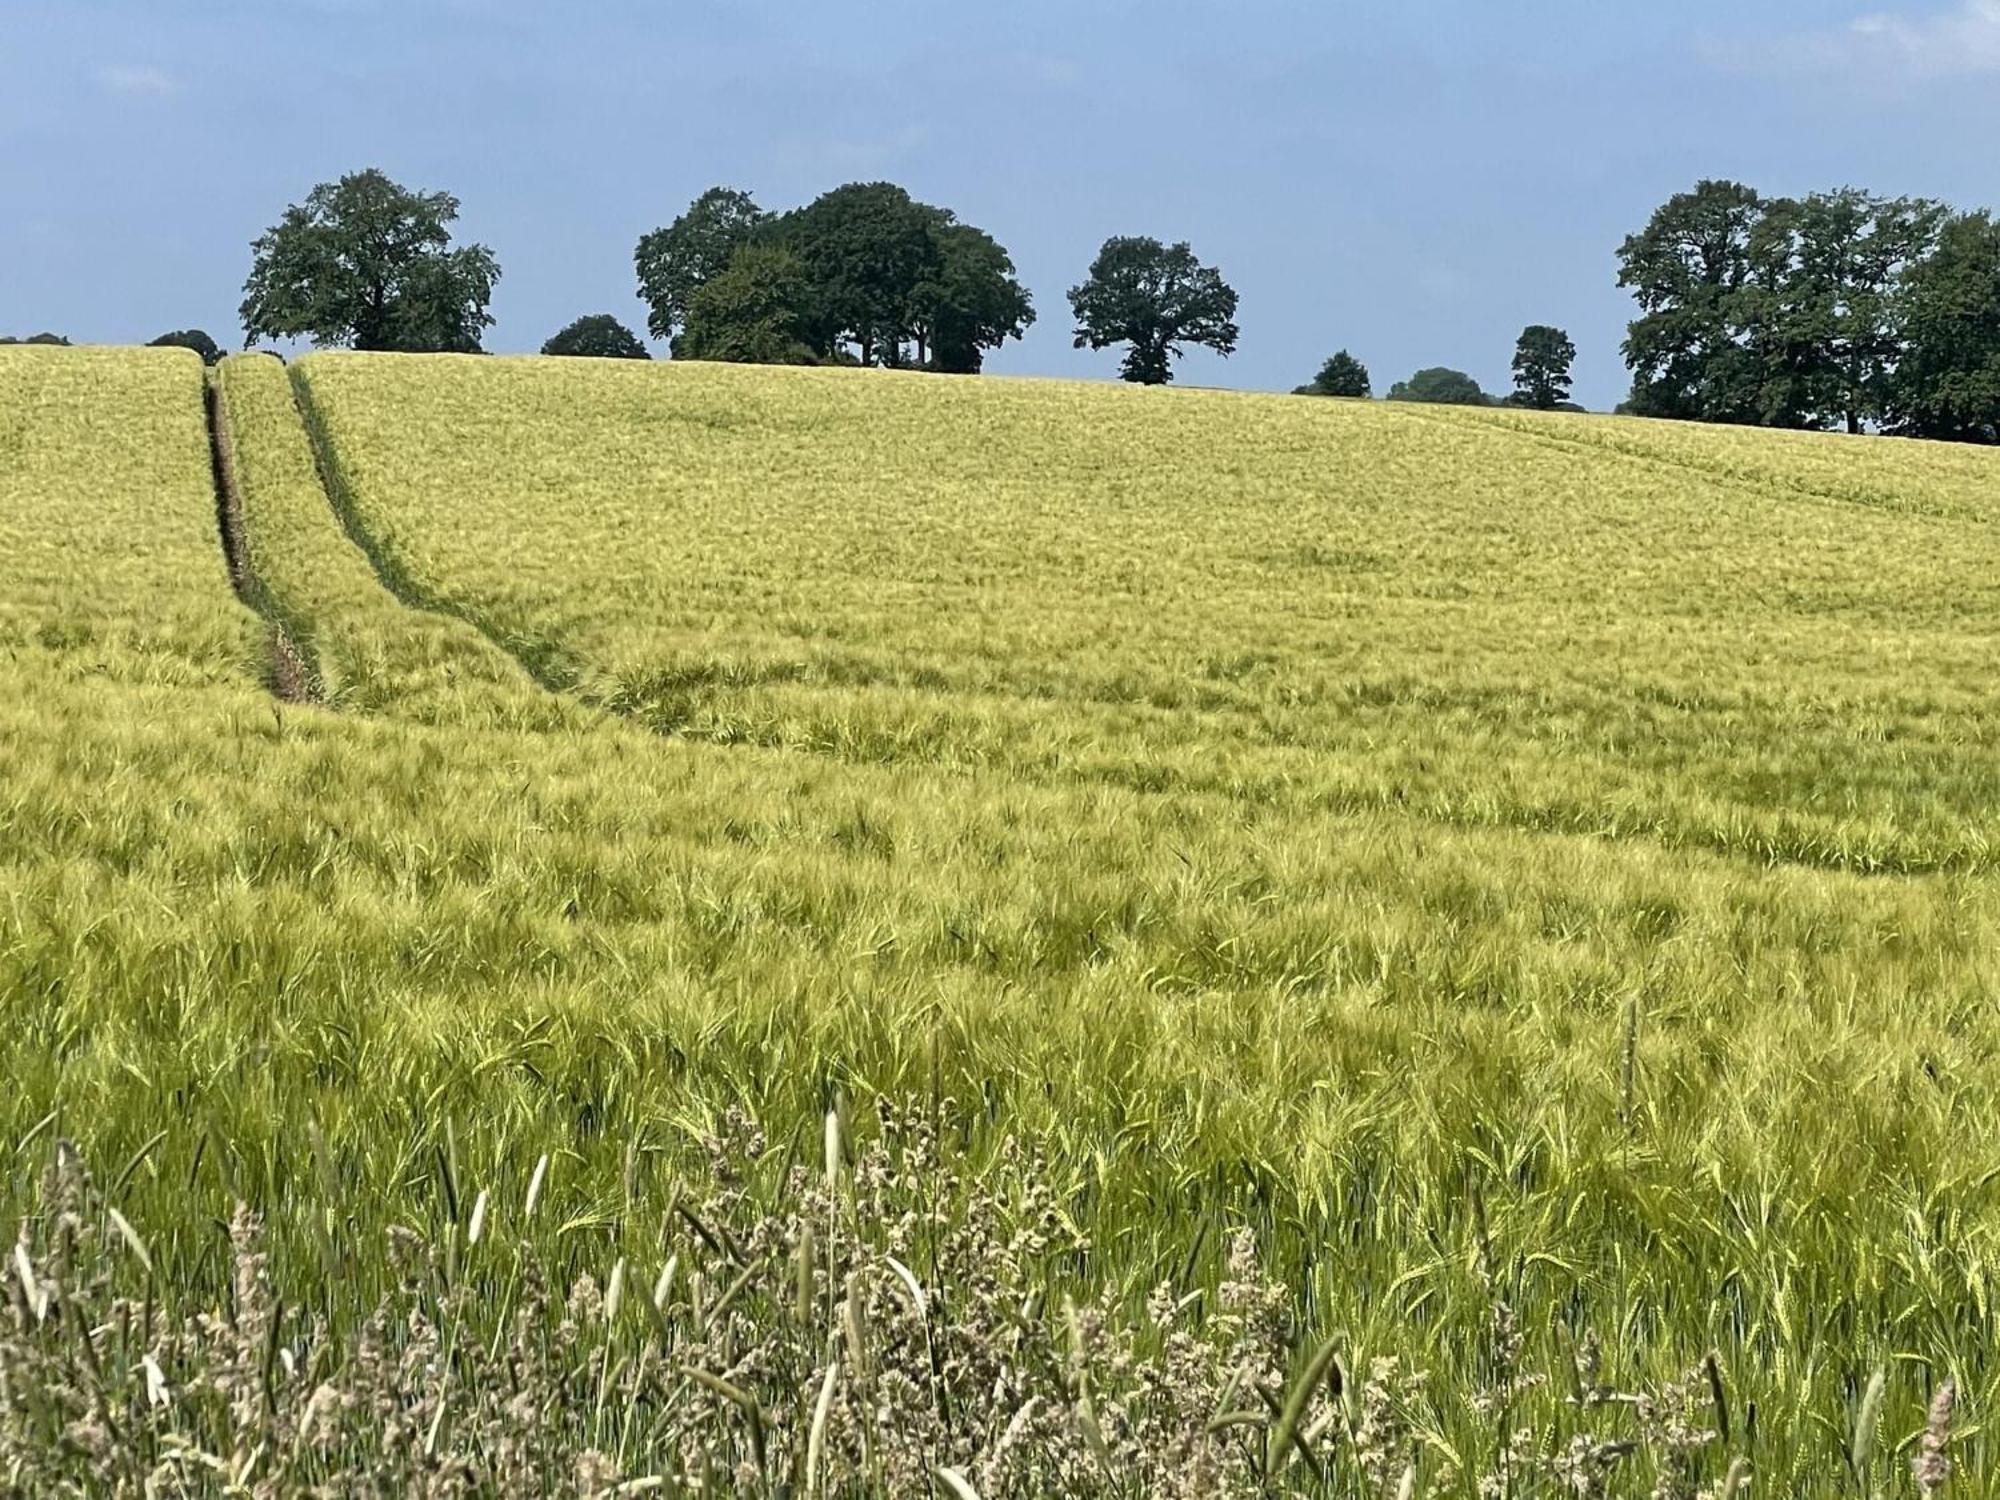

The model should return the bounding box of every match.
[1,345,1996,1490]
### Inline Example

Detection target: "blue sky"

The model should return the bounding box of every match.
[5,1,1999,408]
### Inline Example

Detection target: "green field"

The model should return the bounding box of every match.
[1,343,1995,1493]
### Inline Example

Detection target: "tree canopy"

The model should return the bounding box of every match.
[1617,180,1766,423]
[1885,211,2000,444]
[240,169,500,353]
[541,315,650,360]
[634,187,767,349]
[1511,326,1576,410]
[677,245,820,366]
[909,221,1035,374]
[1295,351,1370,398]
[1759,190,1944,432]
[774,183,936,366]
[1618,180,1947,431]
[1067,237,1240,385]
[634,182,1032,371]
[1387,367,1488,405]
[0,333,70,346]
[148,329,224,365]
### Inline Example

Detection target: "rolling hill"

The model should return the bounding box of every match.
[2,343,1996,1490]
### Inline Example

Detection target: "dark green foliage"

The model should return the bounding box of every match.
[635,182,1031,371]
[773,182,937,366]
[633,187,767,347]
[241,169,499,353]
[1387,366,1488,405]
[1511,326,1576,410]
[1296,350,1371,398]
[148,329,225,365]
[0,333,71,346]
[910,221,1035,373]
[1746,191,1944,433]
[1068,236,1240,384]
[1886,212,2000,444]
[1618,182,1944,432]
[541,315,650,360]
[677,244,820,365]
[1617,180,1767,424]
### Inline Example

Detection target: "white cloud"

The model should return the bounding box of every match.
[95,64,180,98]
[1847,0,2000,71]
[1721,0,2000,78]
[776,123,931,177]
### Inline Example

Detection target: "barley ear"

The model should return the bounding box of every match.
[806,1356,840,1495]
[1848,1367,1885,1477]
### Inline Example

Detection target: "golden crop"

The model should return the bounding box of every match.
[299,353,2000,875]
[2,346,1998,1486]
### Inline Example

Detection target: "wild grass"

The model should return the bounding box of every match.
[0,1115,1963,1495]
[1,347,1998,1489]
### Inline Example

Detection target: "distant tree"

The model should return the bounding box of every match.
[1511,326,1576,410]
[149,329,224,364]
[677,244,819,365]
[1616,180,1766,423]
[639,182,1030,370]
[908,220,1035,373]
[1386,367,1488,405]
[1620,181,1954,432]
[1746,190,1945,433]
[1068,236,1239,385]
[773,182,939,366]
[241,169,499,352]
[1295,350,1371,397]
[0,333,71,346]
[634,187,767,349]
[1884,211,2000,444]
[541,315,650,360]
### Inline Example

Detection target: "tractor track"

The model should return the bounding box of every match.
[204,370,319,703]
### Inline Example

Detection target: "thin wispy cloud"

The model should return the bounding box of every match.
[95,64,181,98]
[777,122,931,177]
[1715,0,2000,78]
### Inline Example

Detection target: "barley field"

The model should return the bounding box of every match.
[1,343,1996,1493]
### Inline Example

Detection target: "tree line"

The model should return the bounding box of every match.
[10,167,2000,443]
[220,169,1237,384]
[1293,325,1581,412]
[1616,180,2000,442]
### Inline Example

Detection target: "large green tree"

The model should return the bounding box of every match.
[541,315,650,360]
[1511,325,1576,410]
[1886,211,2000,444]
[1746,190,1945,433]
[908,221,1035,373]
[1617,180,1766,423]
[677,244,819,366]
[1618,181,1945,432]
[633,187,767,350]
[773,182,938,366]
[638,182,1032,371]
[1067,237,1239,385]
[241,169,499,353]
[1387,367,1488,405]
[1295,350,1370,398]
